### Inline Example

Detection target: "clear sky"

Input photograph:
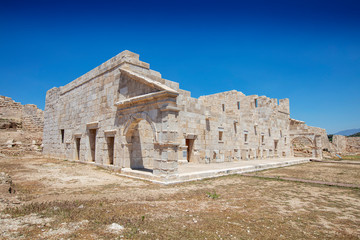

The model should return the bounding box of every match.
[0,0,359,134]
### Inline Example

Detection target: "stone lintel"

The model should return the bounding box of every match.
[154,142,180,148]
[86,121,99,129]
[104,129,117,136]
[184,133,197,139]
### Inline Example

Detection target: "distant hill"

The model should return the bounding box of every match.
[349,132,360,137]
[333,128,360,136]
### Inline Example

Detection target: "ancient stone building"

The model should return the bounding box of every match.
[43,50,325,179]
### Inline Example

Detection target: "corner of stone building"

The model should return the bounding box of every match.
[279,98,290,113]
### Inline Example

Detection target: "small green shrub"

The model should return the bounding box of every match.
[207,191,219,199]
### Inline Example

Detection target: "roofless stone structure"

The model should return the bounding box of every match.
[43,50,324,181]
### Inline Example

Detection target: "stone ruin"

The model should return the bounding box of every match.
[0,96,44,155]
[332,135,360,155]
[42,50,350,180]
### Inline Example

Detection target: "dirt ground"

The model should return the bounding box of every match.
[254,161,360,185]
[1,155,359,239]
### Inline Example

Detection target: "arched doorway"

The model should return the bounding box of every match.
[291,137,314,157]
[124,113,158,172]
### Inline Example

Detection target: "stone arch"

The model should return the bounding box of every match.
[291,136,315,157]
[123,112,158,170]
[123,112,158,143]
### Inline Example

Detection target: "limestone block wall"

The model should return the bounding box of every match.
[174,90,291,163]
[43,50,181,177]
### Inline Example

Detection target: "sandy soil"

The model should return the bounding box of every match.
[1,155,359,239]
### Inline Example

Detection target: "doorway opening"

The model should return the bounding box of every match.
[75,137,81,160]
[106,136,115,165]
[89,129,96,162]
[274,140,278,157]
[127,119,155,171]
[186,138,195,162]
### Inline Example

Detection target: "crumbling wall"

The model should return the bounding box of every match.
[0,96,44,154]
[332,135,347,153]
[346,137,360,154]
[289,119,330,158]
[332,135,360,154]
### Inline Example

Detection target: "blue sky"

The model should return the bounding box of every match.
[0,0,359,134]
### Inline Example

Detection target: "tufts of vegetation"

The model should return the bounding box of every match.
[206,191,219,199]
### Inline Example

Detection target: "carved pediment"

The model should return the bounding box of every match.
[115,69,178,108]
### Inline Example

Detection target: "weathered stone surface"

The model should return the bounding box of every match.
[332,135,360,154]
[0,96,43,154]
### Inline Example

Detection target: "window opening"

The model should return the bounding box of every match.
[219,131,223,141]
[61,129,65,143]
[186,138,195,162]
[75,137,81,160]
[206,119,210,131]
[89,129,96,162]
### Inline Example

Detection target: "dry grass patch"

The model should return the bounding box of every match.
[3,177,360,239]
[1,156,360,239]
[254,162,360,185]
[341,155,360,161]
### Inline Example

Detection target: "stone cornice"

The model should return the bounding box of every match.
[114,91,178,108]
